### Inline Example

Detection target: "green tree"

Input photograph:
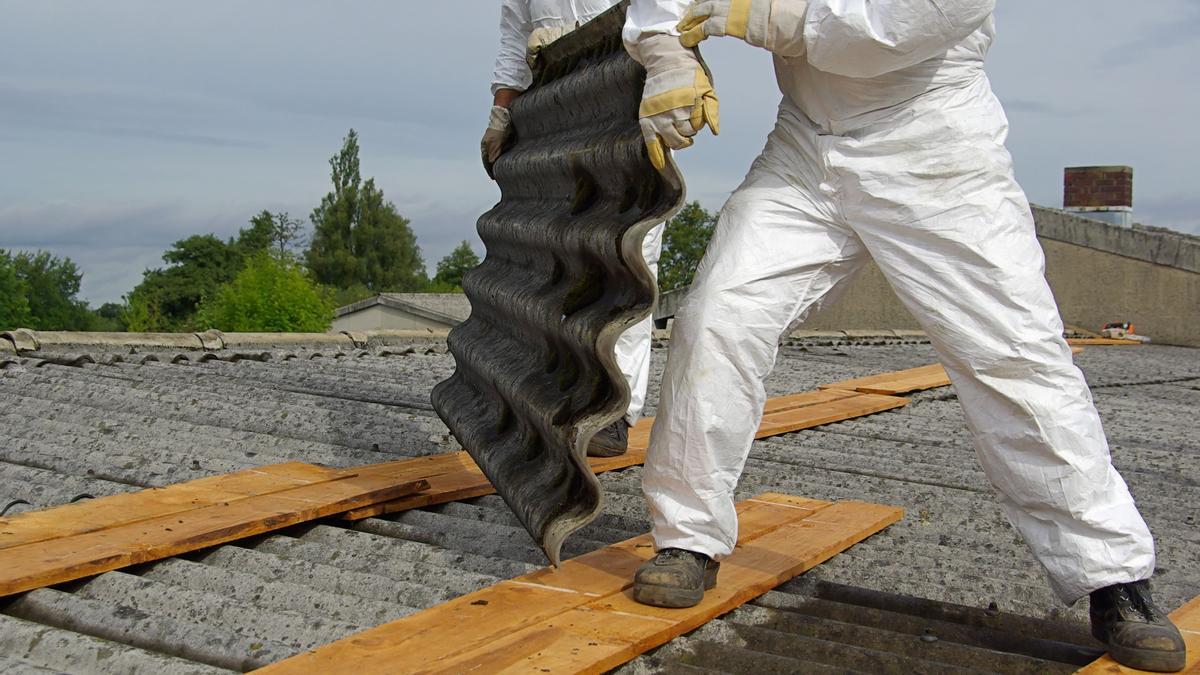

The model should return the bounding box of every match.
[90,302,128,332]
[125,214,290,332]
[196,252,334,332]
[659,201,717,292]
[0,250,33,329]
[307,129,427,291]
[431,240,479,290]
[10,250,92,330]
[126,234,242,331]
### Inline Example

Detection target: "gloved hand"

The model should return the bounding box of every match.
[480,105,512,180]
[632,34,719,171]
[678,0,809,57]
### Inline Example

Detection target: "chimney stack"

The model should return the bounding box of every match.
[1063,165,1133,226]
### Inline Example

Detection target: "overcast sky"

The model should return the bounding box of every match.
[2,1,1198,306]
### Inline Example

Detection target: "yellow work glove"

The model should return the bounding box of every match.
[678,0,809,58]
[480,105,512,180]
[632,34,720,171]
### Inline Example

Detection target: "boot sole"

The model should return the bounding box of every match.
[1105,643,1186,673]
[632,566,718,609]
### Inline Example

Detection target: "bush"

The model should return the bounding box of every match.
[197,253,334,332]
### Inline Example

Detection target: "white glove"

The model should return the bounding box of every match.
[629,34,719,172]
[526,25,570,67]
[480,105,512,180]
[678,0,809,57]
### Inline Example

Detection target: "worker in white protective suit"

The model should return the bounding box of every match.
[622,1,1185,670]
[484,0,666,457]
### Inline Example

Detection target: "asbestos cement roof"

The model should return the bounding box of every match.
[1,335,1197,673]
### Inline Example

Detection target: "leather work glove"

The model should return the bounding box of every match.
[632,34,720,172]
[678,0,809,57]
[480,105,512,180]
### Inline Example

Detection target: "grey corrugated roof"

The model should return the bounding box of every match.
[1,338,1196,673]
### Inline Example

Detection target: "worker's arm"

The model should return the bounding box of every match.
[492,0,534,97]
[624,0,719,171]
[483,1,533,179]
[803,0,994,78]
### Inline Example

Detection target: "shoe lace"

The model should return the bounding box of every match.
[1117,581,1163,623]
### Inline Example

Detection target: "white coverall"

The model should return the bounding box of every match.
[625,0,1156,603]
[494,0,665,426]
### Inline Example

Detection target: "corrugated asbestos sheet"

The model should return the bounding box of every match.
[1,340,1198,673]
[432,2,685,565]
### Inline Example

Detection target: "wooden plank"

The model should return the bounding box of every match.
[1066,338,1143,346]
[344,389,908,521]
[1075,594,1200,674]
[819,363,951,396]
[755,392,907,439]
[257,494,899,675]
[0,475,428,597]
[0,462,346,551]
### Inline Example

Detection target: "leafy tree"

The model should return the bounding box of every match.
[431,241,480,290]
[10,250,92,330]
[126,234,242,331]
[0,250,33,329]
[196,252,334,332]
[126,214,290,332]
[659,201,718,292]
[307,129,427,292]
[90,302,128,332]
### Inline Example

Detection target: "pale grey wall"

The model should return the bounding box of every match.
[332,305,455,333]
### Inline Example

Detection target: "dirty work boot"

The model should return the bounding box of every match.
[587,420,628,457]
[633,548,719,608]
[1090,580,1186,672]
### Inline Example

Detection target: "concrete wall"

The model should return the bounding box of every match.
[332,305,454,332]
[654,209,1200,346]
[774,241,1200,346]
[1041,239,1200,347]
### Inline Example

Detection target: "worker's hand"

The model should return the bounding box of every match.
[678,0,809,58]
[480,105,513,180]
[632,34,719,172]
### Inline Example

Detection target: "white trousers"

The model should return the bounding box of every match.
[644,83,1155,603]
[616,221,665,425]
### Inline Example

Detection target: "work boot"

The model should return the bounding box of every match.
[633,548,719,608]
[1090,580,1186,672]
[586,420,628,457]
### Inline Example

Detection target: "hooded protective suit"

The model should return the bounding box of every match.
[493,0,664,426]
[625,0,1155,603]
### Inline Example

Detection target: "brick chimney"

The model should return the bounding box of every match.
[1063,165,1133,226]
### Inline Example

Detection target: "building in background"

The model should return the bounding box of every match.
[332,293,470,332]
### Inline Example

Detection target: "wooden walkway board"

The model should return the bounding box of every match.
[820,363,952,396]
[1075,594,1200,674]
[0,466,428,598]
[344,389,907,520]
[1066,338,1144,346]
[756,392,907,439]
[0,462,346,551]
[257,493,903,675]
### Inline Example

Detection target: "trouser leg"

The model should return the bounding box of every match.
[616,222,665,425]
[851,168,1155,603]
[645,147,866,558]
